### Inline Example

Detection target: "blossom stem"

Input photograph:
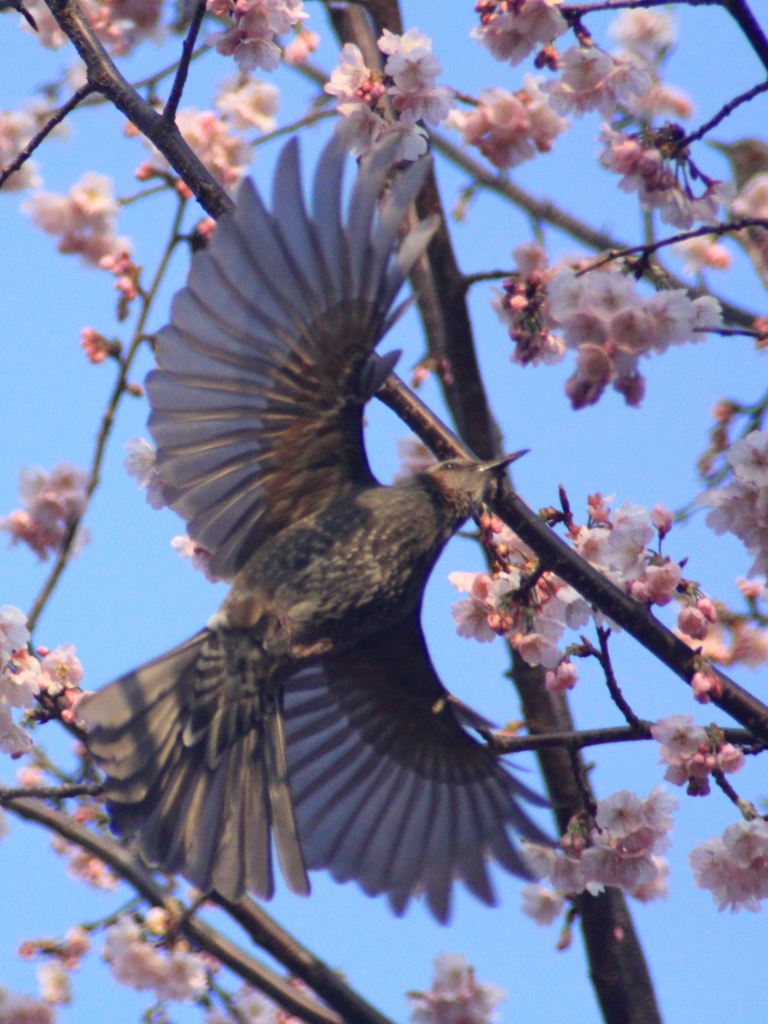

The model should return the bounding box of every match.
[26,195,188,634]
[676,79,768,152]
[163,0,208,121]
[0,83,94,190]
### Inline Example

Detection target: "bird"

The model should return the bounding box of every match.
[80,131,550,923]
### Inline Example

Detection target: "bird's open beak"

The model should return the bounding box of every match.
[477,449,529,473]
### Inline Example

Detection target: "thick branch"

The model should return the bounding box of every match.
[43,0,232,217]
[213,896,396,1024]
[1,797,343,1024]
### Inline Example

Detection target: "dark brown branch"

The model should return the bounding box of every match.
[0,83,94,191]
[1,797,343,1024]
[213,896,397,1024]
[677,79,768,150]
[43,0,233,218]
[163,0,207,121]
[595,628,645,730]
[0,782,104,800]
[490,722,759,753]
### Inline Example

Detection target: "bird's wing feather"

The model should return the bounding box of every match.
[282,615,551,923]
[147,133,438,581]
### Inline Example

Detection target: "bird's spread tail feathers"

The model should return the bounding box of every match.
[80,632,308,902]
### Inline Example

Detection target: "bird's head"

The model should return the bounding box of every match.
[422,450,527,519]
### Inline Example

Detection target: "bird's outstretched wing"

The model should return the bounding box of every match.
[147,134,438,581]
[282,614,551,923]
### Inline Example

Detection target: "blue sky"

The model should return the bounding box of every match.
[1,0,768,1021]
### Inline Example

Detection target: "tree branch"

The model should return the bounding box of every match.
[1,797,344,1024]
[43,0,233,217]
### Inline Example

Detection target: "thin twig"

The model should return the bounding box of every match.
[595,627,645,730]
[490,723,759,753]
[163,0,207,121]
[677,79,768,151]
[251,108,337,149]
[0,83,94,191]
[26,195,188,633]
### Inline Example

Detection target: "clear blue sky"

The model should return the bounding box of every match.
[1,1,768,1021]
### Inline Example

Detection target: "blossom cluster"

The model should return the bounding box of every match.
[542,47,651,119]
[51,834,119,891]
[1,463,89,561]
[0,988,55,1024]
[448,78,568,170]
[699,430,768,578]
[651,714,744,796]
[205,987,281,1024]
[23,173,129,266]
[408,953,505,1024]
[449,495,708,678]
[524,787,677,908]
[496,247,722,408]
[471,0,567,67]
[21,0,163,55]
[689,817,768,912]
[103,915,208,1003]
[325,29,455,159]
[599,125,734,230]
[1,606,88,758]
[206,0,307,73]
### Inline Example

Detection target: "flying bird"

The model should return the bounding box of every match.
[81,132,549,922]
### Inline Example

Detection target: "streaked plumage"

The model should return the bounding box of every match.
[81,133,549,922]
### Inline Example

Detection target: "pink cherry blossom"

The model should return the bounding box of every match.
[609,8,675,62]
[1,463,89,561]
[542,47,651,119]
[283,27,320,65]
[0,989,54,1024]
[409,952,505,1024]
[37,961,72,1005]
[23,173,129,266]
[520,883,565,925]
[544,660,578,694]
[0,705,32,758]
[171,535,217,582]
[377,28,456,127]
[689,818,768,912]
[215,78,279,132]
[39,644,83,696]
[472,0,567,67]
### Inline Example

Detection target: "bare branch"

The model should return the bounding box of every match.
[163,0,208,121]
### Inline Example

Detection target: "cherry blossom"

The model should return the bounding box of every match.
[1,462,89,561]
[651,714,743,795]
[215,77,280,132]
[492,242,565,366]
[0,705,32,758]
[22,0,162,54]
[524,786,677,901]
[52,838,119,890]
[171,535,217,582]
[689,817,768,912]
[0,989,54,1024]
[409,952,505,1024]
[36,961,72,1005]
[542,47,651,119]
[283,27,320,65]
[700,430,768,577]
[544,660,578,694]
[23,173,129,266]
[520,883,565,925]
[378,28,456,126]
[0,606,29,667]
[102,915,208,1002]
[206,0,307,73]
[38,644,83,696]
[599,126,734,229]
[609,8,676,63]
[472,0,567,67]
[450,78,568,170]
[123,438,166,509]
